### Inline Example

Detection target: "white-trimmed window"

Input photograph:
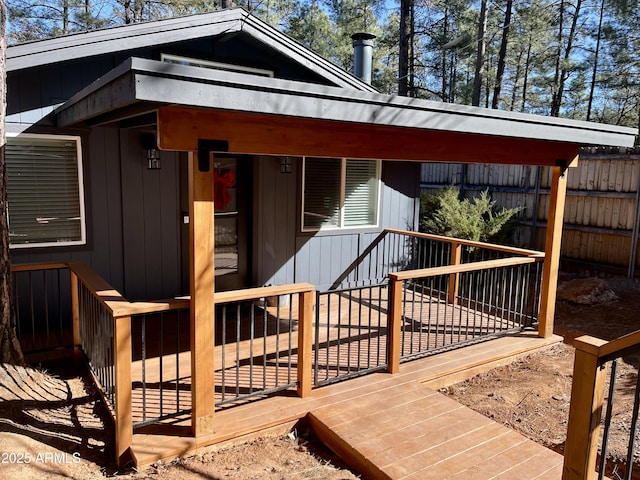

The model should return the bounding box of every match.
[302,157,380,231]
[161,53,274,77]
[6,134,86,248]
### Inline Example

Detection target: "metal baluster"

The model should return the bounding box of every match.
[314,291,320,386]
[263,299,268,390]
[624,363,640,480]
[159,312,164,419]
[250,302,255,394]
[221,304,226,403]
[175,310,180,411]
[598,359,618,480]
[141,314,146,422]
[236,304,241,398]
[275,298,281,389]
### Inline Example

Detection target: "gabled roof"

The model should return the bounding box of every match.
[7,8,375,92]
[56,57,636,152]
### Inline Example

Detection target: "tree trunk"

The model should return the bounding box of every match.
[0,0,24,366]
[472,0,488,106]
[441,8,448,101]
[586,0,605,121]
[521,40,532,112]
[551,0,582,117]
[492,0,513,109]
[398,0,412,96]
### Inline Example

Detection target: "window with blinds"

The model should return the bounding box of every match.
[302,157,380,231]
[6,135,86,248]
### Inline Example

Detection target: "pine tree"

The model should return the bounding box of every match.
[1,0,24,365]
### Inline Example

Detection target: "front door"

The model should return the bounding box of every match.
[181,155,252,293]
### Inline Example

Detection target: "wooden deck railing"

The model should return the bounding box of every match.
[10,262,73,356]
[10,261,315,466]
[387,255,544,373]
[563,329,640,480]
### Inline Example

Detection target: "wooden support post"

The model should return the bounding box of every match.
[563,336,608,480]
[538,164,568,338]
[387,276,403,374]
[114,315,133,466]
[447,241,461,305]
[297,289,314,397]
[189,151,216,436]
[70,271,82,362]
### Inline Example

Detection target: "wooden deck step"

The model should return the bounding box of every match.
[309,381,563,480]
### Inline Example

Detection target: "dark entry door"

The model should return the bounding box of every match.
[181,155,252,293]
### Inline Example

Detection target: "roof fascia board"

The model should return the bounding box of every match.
[55,57,636,148]
[237,14,376,92]
[7,8,374,91]
[8,10,244,72]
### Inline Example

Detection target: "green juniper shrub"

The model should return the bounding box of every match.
[420,186,521,245]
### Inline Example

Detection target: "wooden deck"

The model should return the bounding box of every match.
[130,332,564,478]
[128,286,534,423]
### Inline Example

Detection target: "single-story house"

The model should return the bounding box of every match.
[7,7,637,467]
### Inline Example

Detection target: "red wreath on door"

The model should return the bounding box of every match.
[214,169,235,209]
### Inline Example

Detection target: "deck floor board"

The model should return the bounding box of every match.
[131,333,563,478]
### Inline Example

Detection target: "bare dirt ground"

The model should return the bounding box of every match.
[0,274,638,480]
[443,275,640,480]
[0,359,360,480]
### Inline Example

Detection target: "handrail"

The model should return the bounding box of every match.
[563,330,640,479]
[384,228,545,257]
[10,262,68,272]
[67,261,132,317]
[595,329,640,363]
[389,255,543,282]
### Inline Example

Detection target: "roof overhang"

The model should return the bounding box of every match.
[54,57,637,167]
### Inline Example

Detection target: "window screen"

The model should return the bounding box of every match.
[302,157,379,231]
[6,135,86,248]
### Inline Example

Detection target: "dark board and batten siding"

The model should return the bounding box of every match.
[120,129,183,301]
[256,158,420,291]
[10,128,125,290]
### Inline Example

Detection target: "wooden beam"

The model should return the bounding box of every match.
[157,106,581,167]
[188,151,216,436]
[70,271,81,362]
[297,289,314,397]
[447,241,461,305]
[562,337,608,480]
[114,315,133,466]
[538,164,569,338]
[387,277,403,374]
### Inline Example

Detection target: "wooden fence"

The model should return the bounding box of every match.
[421,147,640,277]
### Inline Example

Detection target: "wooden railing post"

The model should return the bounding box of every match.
[114,315,133,467]
[539,163,570,338]
[448,241,462,305]
[387,275,402,374]
[563,335,608,480]
[188,151,216,436]
[70,270,82,362]
[297,289,314,397]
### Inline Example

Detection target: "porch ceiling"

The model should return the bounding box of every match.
[55,57,637,166]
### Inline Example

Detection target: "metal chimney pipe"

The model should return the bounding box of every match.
[351,32,376,85]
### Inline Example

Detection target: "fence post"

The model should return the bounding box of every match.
[70,270,82,362]
[297,289,314,397]
[387,275,402,374]
[114,315,133,467]
[563,335,608,480]
[448,241,461,305]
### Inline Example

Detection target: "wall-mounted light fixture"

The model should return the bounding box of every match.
[280,157,292,173]
[142,133,161,170]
